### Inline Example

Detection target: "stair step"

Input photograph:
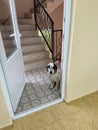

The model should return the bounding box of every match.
[2,30,38,39]
[0,25,12,32]
[3,39,16,45]
[22,43,45,54]
[21,37,42,45]
[5,45,16,57]
[24,58,51,71]
[30,8,34,13]
[19,24,36,31]
[1,32,13,40]
[23,50,49,63]
[0,25,36,32]
[47,0,54,2]
[21,30,38,38]
[3,36,42,45]
[40,0,54,2]
[24,13,35,23]
[18,18,33,25]
[19,25,36,31]
[3,41,15,48]
[24,13,32,19]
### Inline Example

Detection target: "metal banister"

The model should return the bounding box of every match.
[34,0,54,59]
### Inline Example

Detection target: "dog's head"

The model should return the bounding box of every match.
[46,63,57,75]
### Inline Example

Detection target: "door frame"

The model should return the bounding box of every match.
[0,0,72,119]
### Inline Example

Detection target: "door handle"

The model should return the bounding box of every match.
[19,33,22,37]
[10,33,15,37]
[10,33,22,37]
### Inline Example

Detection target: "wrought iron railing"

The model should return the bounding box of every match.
[0,15,11,25]
[53,30,62,61]
[34,0,62,62]
[2,15,10,25]
[34,0,54,58]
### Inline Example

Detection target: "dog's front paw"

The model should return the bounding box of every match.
[49,84,54,89]
[49,82,56,89]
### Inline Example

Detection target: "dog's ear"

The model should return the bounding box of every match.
[46,65,48,71]
[46,64,50,71]
[53,64,57,73]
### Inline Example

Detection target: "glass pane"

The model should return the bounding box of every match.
[0,0,17,58]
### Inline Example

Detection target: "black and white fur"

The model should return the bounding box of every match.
[46,63,61,89]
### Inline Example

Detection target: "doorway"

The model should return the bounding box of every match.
[0,0,72,119]
[13,0,63,115]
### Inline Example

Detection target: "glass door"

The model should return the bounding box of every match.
[0,0,25,112]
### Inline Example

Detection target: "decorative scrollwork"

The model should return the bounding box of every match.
[34,0,62,61]
[53,30,62,61]
[34,0,54,57]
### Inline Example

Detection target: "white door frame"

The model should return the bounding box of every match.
[0,0,72,119]
[61,0,72,100]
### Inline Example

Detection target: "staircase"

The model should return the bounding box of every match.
[0,0,63,71]
[18,17,52,71]
[0,18,52,71]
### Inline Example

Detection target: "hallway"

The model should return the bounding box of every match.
[2,91,98,130]
[15,67,61,114]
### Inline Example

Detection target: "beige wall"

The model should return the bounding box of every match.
[0,63,12,129]
[47,0,63,14]
[0,0,10,20]
[50,3,63,30]
[0,0,63,21]
[0,84,12,129]
[50,3,63,58]
[0,33,12,129]
[15,0,33,17]
[15,0,64,18]
[0,0,33,19]
[65,0,98,101]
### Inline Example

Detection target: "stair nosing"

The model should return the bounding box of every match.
[23,50,48,56]
[21,36,41,39]
[21,35,39,38]
[21,41,44,46]
[24,57,51,64]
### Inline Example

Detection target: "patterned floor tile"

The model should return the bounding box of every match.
[15,67,61,114]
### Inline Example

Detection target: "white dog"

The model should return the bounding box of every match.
[46,63,61,89]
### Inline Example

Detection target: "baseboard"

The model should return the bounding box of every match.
[64,90,98,103]
[0,119,12,129]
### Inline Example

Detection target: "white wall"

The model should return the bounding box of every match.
[65,0,98,102]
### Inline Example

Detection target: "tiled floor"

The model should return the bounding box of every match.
[15,67,61,114]
[2,91,98,130]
